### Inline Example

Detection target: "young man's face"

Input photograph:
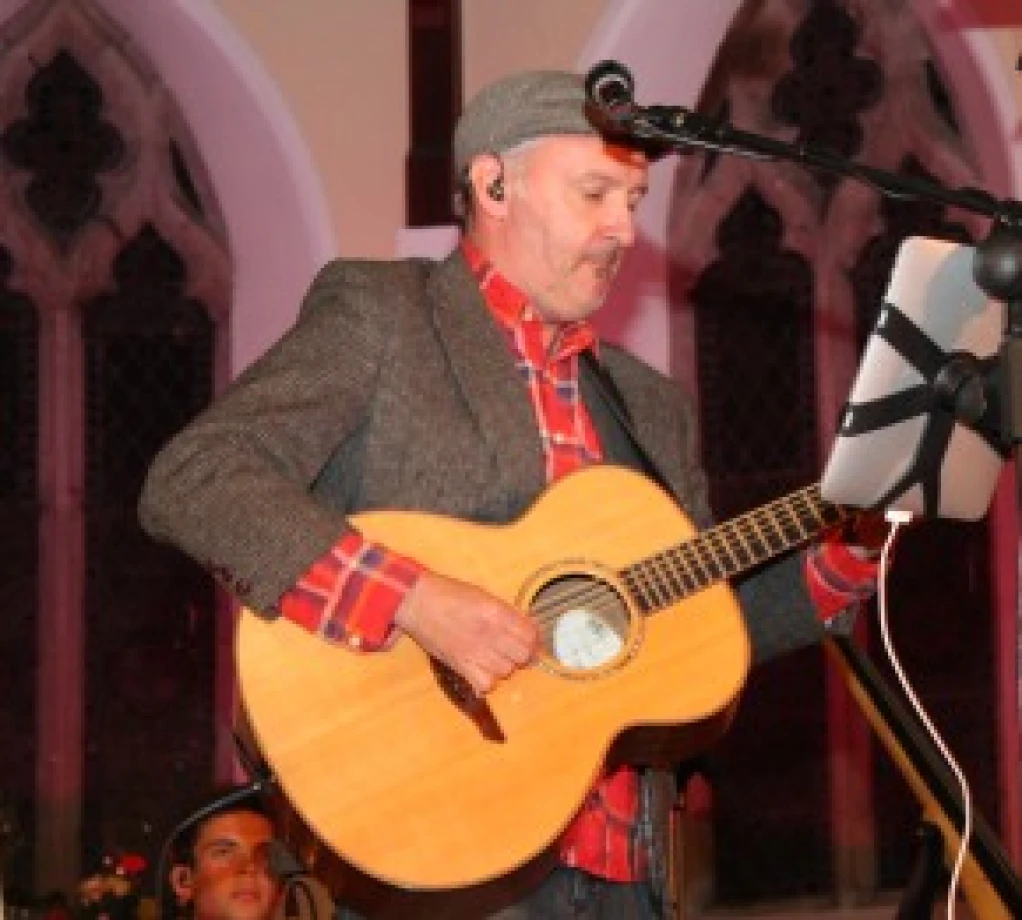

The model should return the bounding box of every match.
[500,134,649,328]
[171,810,281,920]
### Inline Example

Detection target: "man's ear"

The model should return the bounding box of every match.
[468,155,508,218]
[169,865,194,905]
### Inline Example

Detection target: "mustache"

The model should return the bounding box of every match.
[580,246,623,281]
[581,243,623,265]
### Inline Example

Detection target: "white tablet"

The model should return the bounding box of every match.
[820,236,1006,521]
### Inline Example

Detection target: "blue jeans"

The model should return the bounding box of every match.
[488,867,660,919]
[333,867,662,919]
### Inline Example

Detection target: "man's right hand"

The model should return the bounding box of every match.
[394,571,539,695]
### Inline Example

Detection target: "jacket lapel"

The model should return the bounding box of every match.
[426,251,546,504]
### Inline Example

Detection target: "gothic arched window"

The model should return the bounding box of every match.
[0,0,230,889]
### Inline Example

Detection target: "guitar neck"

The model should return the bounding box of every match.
[622,484,848,614]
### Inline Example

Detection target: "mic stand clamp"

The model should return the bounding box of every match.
[974,222,1022,444]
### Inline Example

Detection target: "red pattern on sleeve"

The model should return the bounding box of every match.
[279,532,423,650]
[803,535,879,623]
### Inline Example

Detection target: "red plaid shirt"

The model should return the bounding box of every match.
[278,243,879,881]
[460,241,646,882]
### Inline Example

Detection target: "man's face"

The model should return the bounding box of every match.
[499,134,649,327]
[171,810,281,920]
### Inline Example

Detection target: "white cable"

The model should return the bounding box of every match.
[877,509,973,920]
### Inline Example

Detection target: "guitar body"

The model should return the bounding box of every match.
[236,465,752,890]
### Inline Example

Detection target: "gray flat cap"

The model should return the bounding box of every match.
[454,69,659,177]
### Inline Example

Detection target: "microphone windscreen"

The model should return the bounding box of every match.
[584,60,634,108]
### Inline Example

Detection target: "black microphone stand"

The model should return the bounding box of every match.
[599,86,1022,916]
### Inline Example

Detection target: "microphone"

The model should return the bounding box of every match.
[264,840,315,920]
[265,839,304,879]
[585,59,731,154]
[584,60,637,125]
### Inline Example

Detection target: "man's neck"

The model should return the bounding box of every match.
[460,233,574,354]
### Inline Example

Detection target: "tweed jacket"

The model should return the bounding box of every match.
[139,249,821,663]
[139,248,827,916]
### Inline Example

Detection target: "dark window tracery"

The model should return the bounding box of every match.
[0,6,226,885]
[770,0,881,182]
[1,49,125,248]
[849,155,974,347]
[694,189,817,519]
[0,247,39,885]
[169,139,204,217]
[80,225,216,876]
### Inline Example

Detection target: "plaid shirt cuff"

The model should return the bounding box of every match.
[803,536,879,623]
[279,531,424,650]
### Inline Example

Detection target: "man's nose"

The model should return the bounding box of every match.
[235,846,270,874]
[605,202,636,247]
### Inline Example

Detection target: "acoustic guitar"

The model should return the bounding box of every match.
[236,464,845,891]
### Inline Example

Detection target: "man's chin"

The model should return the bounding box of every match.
[579,286,611,317]
[534,281,608,324]
[584,269,617,307]
[225,895,275,920]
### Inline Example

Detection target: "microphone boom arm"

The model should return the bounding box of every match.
[626,102,1019,226]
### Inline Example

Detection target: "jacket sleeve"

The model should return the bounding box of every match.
[138,259,406,614]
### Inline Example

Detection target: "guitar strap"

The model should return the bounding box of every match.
[580,350,680,915]
[580,350,679,503]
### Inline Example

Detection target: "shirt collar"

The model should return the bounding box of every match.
[459,238,598,360]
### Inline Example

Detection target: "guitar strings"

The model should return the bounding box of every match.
[524,485,839,633]
[527,546,723,629]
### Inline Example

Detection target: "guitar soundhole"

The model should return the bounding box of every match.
[530,575,633,674]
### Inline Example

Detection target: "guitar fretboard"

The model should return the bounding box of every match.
[620,484,847,614]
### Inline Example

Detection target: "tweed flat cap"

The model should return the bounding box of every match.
[453,71,593,176]
[454,69,663,177]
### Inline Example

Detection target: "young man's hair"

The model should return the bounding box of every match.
[169,784,273,868]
